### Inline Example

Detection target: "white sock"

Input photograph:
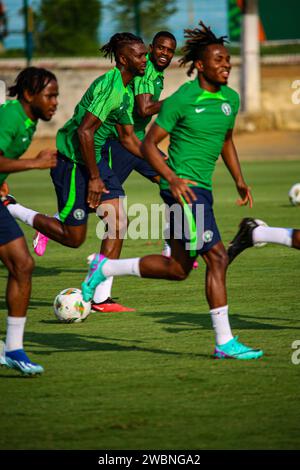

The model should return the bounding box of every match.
[253,226,293,247]
[7,203,38,227]
[162,240,171,257]
[5,316,27,352]
[210,305,233,346]
[102,258,141,278]
[93,276,113,303]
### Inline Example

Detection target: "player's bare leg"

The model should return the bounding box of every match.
[140,238,195,280]
[0,237,44,374]
[201,241,228,309]
[33,214,87,248]
[0,237,34,317]
[92,198,134,312]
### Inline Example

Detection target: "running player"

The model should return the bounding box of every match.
[0,67,58,375]
[90,31,177,312]
[228,217,300,263]
[6,34,147,271]
[82,21,263,360]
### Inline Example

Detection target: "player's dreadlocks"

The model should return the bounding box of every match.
[8,67,57,99]
[179,21,228,77]
[101,32,144,63]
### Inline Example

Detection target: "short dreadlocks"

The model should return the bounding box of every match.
[179,21,228,76]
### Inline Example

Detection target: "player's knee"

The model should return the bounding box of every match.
[168,259,188,281]
[69,237,85,248]
[65,233,85,248]
[63,228,86,248]
[13,254,35,279]
[292,229,300,249]
[212,249,229,271]
[115,213,128,237]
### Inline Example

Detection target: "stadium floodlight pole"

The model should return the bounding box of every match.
[241,0,261,112]
[134,0,141,36]
[23,0,33,66]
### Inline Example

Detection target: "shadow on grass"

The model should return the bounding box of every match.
[21,331,206,358]
[0,265,86,279]
[143,311,300,332]
[0,298,54,310]
[33,266,87,277]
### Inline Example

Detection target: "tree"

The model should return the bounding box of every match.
[34,0,102,55]
[110,0,177,43]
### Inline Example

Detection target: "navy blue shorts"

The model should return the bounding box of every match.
[0,200,23,245]
[51,153,125,226]
[160,187,221,256]
[101,139,158,184]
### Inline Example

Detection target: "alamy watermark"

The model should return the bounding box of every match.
[0,79,6,104]
[291,80,300,104]
[94,197,207,252]
[291,340,300,365]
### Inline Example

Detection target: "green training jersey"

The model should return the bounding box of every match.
[0,100,37,186]
[56,67,134,165]
[156,78,240,191]
[131,54,164,140]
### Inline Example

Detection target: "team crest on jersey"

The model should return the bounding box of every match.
[73,208,85,220]
[221,103,232,116]
[202,230,214,243]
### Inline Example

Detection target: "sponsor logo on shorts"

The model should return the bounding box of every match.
[222,103,232,116]
[203,230,214,243]
[73,208,85,220]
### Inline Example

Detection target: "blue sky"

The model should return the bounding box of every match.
[4,0,228,50]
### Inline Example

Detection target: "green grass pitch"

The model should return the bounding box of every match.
[0,159,300,450]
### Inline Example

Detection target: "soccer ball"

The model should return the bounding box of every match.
[53,288,91,323]
[288,183,300,206]
[253,218,268,248]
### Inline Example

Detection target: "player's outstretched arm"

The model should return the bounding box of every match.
[142,123,197,205]
[0,149,57,174]
[221,129,253,208]
[116,124,143,158]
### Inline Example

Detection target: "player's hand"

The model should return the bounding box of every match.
[0,181,9,198]
[87,176,109,209]
[236,181,253,208]
[169,177,197,205]
[35,149,57,169]
[160,151,169,161]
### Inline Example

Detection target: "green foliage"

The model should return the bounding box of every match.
[110,0,177,42]
[34,0,102,55]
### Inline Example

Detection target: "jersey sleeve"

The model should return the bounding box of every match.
[133,74,154,97]
[87,79,119,122]
[0,109,16,154]
[155,91,183,133]
[228,92,240,129]
[118,89,134,126]
[118,110,134,126]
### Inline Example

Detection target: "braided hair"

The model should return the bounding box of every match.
[179,21,228,76]
[101,32,144,63]
[8,67,57,99]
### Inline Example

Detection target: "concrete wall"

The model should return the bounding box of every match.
[0,56,299,136]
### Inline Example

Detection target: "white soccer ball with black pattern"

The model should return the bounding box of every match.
[288,183,300,206]
[53,288,91,323]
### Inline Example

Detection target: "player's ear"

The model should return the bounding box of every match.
[23,89,34,103]
[194,59,204,73]
[119,53,127,67]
